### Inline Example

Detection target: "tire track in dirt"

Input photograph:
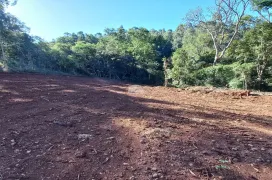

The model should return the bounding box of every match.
[0,73,272,179]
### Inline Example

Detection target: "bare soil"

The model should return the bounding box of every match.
[0,73,271,180]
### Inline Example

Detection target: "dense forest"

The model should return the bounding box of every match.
[0,0,272,90]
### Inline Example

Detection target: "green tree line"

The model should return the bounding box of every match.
[1,0,272,90]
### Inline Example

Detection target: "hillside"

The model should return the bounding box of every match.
[0,73,272,180]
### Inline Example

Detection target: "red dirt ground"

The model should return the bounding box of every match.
[0,73,271,180]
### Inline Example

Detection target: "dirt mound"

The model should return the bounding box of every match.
[0,73,271,180]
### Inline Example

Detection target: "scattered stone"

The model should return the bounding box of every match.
[152,173,159,178]
[106,137,115,140]
[102,157,109,164]
[251,148,258,151]
[77,134,93,140]
[232,147,238,151]
[140,137,147,144]
[26,150,31,154]
[119,172,125,178]
[11,139,16,146]
[75,150,87,158]
[131,167,137,172]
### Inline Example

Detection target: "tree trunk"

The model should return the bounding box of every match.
[244,79,248,90]
[0,41,5,61]
[164,76,168,87]
[163,58,169,87]
[258,76,262,91]
[257,66,264,91]
[213,55,219,66]
[243,74,248,90]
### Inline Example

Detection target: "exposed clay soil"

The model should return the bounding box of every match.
[0,73,272,180]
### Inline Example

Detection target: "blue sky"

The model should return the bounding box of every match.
[7,0,215,41]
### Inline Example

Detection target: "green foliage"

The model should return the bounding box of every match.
[1,1,272,91]
[252,0,272,8]
[182,27,213,62]
[235,22,272,89]
[193,64,235,87]
[170,48,196,86]
[0,0,17,10]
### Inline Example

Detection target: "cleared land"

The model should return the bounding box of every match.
[0,73,272,180]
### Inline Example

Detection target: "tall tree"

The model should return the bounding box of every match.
[239,22,272,89]
[172,24,185,49]
[186,0,250,65]
[0,0,27,68]
[0,0,17,9]
[252,0,272,7]
[251,0,272,23]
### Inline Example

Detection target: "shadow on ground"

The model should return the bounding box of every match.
[0,73,271,179]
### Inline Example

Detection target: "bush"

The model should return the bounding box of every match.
[193,64,235,87]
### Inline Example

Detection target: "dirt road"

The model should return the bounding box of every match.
[0,73,271,180]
